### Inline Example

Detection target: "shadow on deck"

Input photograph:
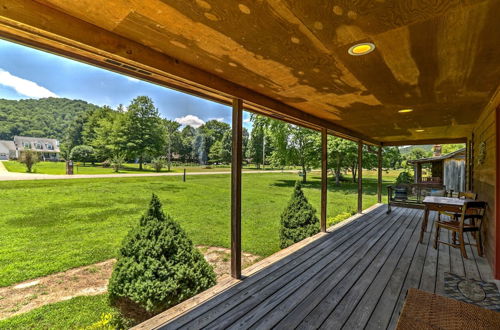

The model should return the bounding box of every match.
[137,205,495,330]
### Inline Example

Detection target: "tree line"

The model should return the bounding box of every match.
[60,95,404,180]
[0,97,98,140]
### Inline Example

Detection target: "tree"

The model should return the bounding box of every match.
[179,125,196,163]
[194,120,230,164]
[19,150,39,173]
[110,153,126,173]
[70,145,95,166]
[208,140,223,164]
[108,194,216,322]
[219,130,233,164]
[405,147,432,161]
[123,96,165,170]
[383,147,402,169]
[246,125,264,168]
[163,119,181,171]
[0,97,99,141]
[441,143,465,155]
[283,125,320,182]
[151,157,166,172]
[203,120,230,143]
[82,106,114,146]
[192,132,207,165]
[280,181,320,249]
[327,137,357,185]
[247,114,273,168]
[91,110,128,161]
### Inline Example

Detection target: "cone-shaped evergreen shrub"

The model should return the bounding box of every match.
[279,181,320,249]
[108,194,216,322]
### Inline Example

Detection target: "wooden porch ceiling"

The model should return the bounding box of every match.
[1,0,500,144]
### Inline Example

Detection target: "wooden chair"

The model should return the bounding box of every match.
[438,192,479,242]
[434,201,486,258]
[438,191,478,220]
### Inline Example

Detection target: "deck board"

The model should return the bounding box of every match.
[152,206,495,330]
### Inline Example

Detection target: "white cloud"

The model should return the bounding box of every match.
[175,114,205,128]
[243,118,251,123]
[126,76,139,82]
[208,117,224,122]
[0,68,58,98]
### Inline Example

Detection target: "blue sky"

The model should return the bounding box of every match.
[0,39,252,128]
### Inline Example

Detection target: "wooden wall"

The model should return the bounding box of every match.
[443,159,465,192]
[472,96,498,273]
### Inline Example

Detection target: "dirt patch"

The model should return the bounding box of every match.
[0,246,260,320]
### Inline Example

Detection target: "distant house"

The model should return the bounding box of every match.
[0,140,16,160]
[407,147,466,192]
[0,136,60,161]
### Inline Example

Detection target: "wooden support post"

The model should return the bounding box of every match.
[495,107,500,279]
[231,98,243,279]
[377,146,382,204]
[358,141,363,214]
[321,128,327,232]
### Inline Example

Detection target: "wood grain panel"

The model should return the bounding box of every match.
[472,90,498,275]
[4,0,496,144]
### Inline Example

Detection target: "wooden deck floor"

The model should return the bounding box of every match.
[150,205,495,330]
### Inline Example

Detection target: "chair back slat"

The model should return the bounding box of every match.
[458,191,478,200]
[459,201,487,227]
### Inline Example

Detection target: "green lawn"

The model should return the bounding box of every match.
[0,170,398,328]
[0,294,118,329]
[0,170,397,288]
[3,161,300,175]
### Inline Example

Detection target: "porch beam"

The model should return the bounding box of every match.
[382,138,467,146]
[377,146,382,204]
[321,128,327,232]
[231,98,243,279]
[0,0,379,146]
[358,141,363,213]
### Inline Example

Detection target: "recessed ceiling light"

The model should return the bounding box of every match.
[416,129,425,132]
[348,43,375,56]
[398,109,413,113]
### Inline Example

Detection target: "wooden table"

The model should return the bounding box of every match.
[419,196,475,243]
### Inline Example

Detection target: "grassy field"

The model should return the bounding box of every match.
[0,170,398,288]
[0,170,398,328]
[0,294,117,329]
[3,161,299,175]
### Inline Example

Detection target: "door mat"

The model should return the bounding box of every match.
[444,272,500,312]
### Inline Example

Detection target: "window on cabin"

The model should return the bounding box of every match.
[23,142,31,149]
[46,143,53,150]
[35,143,42,150]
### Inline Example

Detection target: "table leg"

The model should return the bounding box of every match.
[420,206,430,243]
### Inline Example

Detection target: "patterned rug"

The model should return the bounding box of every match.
[444,272,500,311]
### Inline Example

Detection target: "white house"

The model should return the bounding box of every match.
[0,136,61,161]
[0,140,16,160]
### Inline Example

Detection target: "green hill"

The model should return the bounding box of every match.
[0,97,101,141]
[399,144,433,155]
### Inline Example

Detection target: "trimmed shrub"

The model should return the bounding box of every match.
[396,171,413,184]
[279,181,320,249]
[108,194,216,323]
